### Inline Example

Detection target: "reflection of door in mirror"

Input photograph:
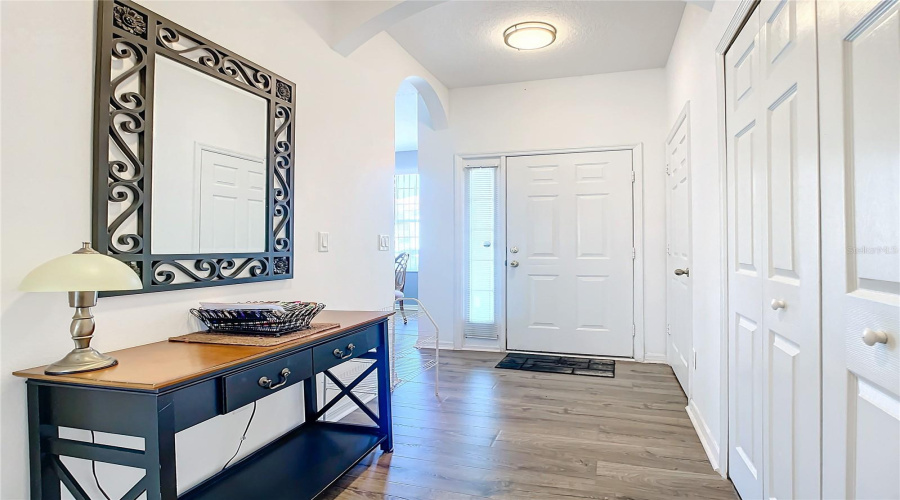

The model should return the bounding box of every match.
[151,55,267,254]
[198,148,266,253]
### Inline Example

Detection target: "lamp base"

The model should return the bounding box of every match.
[45,347,118,375]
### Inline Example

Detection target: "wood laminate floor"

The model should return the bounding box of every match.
[323,350,738,500]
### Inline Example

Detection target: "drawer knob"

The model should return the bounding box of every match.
[333,343,356,360]
[258,367,291,390]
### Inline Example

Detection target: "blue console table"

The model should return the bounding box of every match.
[14,310,393,500]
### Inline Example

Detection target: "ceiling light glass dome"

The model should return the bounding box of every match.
[504,22,557,51]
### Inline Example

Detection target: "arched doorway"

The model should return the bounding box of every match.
[392,76,447,388]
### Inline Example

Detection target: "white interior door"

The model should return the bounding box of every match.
[666,108,692,395]
[506,151,634,357]
[198,149,266,253]
[820,1,900,498]
[726,2,822,498]
[726,12,765,498]
[757,1,822,497]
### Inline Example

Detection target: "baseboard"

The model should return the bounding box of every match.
[686,399,721,474]
[642,352,668,364]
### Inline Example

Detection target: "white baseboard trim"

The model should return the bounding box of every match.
[686,399,721,475]
[643,353,668,364]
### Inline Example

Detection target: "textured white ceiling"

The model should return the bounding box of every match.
[387,1,685,88]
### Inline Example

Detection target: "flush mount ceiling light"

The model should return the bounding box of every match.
[504,21,557,51]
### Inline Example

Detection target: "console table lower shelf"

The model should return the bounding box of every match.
[182,422,385,500]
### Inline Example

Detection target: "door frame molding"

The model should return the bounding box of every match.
[715,0,761,478]
[453,144,646,361]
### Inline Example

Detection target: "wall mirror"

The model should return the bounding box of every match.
[92,0,295,295]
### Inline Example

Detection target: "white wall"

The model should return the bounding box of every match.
[447,69,669,359]
[416,96,455,345]
[0,1,447,498]
[664,0,742,472]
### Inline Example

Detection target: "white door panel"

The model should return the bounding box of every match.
[507,151,634,357]
[667,108,692,395]
[820,1,900,498]
[726,1,822,497]
[199,149,266,253]
[758,0,822,498]
[726,11,765,498]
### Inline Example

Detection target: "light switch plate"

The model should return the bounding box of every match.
[378,235,390,251]
[318,232,329,252]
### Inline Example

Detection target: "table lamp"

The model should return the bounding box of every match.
[19,242,142,375]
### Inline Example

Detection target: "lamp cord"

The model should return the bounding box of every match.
[223,401,257,471]
[90,431,111,500]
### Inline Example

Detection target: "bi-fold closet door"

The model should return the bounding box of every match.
[725,1,822,498]
[819,1,900,499]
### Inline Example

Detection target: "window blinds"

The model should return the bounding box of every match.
[394,174,420,272]
[464,165,499,340]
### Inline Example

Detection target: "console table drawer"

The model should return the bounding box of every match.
[223,350,312,413]
[313,325,380,372]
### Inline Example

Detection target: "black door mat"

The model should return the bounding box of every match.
[496,353,615,378]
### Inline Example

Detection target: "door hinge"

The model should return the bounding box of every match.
[666,243,671,255]
[631,171,636,183]
[667,323,671,336]
[693,351,698,370]
[632,324,636,337]
[632,247,636,260]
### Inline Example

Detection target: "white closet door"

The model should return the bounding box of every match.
[757,0,822,498]
[820,1,900,498]
[666,110,692,395]
[506,151,634,357]
[726,1,822,497]
[725,11,765,498]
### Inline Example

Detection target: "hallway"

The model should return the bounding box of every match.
[326,351,738,499]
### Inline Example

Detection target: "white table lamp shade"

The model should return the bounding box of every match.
[20,243,141,292]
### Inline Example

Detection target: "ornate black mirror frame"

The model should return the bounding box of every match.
[92,0,295,296]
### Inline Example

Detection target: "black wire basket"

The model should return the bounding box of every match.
[190,302,326,336]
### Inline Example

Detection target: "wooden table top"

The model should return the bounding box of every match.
[12,310,392,392]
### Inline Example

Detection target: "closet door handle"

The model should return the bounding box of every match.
[674,268,689,276]
[862,328,889,346]
[770,299,786,310]
[258,368,291,390]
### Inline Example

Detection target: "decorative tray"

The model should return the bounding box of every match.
[190,301,326,336]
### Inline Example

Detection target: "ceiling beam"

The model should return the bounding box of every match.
[332,1,445,57]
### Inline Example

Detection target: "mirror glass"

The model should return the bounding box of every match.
[151,55,268,254]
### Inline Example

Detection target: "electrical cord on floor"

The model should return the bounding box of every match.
[222,401,257,471]
[90,431,112,500]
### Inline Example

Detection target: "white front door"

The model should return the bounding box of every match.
[726,1,823,498]
[666,108,692,395]
[506,151,634,357]
[198,149,266,253]
[820,1,900,498]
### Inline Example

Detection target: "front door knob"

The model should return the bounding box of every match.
[509,246,519,254]
[674,268,690,276]
[771,299,786,310]
[862,328,889,346]
[509,260,519,268]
